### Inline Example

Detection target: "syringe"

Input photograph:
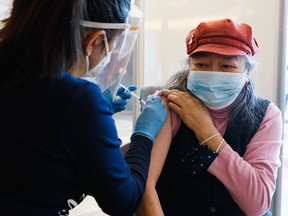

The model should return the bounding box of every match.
[119,83,146,106]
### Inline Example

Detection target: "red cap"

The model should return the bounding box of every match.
[186,18,258,56]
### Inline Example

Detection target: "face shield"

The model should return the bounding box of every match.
[80,4,143,101]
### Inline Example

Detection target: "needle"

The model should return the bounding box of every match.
[119,83,146,106]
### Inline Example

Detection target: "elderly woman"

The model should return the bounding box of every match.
[135,18,282,216]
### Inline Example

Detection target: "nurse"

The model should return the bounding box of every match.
[0,0,167,215]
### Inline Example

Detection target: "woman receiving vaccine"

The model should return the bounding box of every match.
[135,18,282,216]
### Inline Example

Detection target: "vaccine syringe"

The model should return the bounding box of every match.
[119,83,146,106]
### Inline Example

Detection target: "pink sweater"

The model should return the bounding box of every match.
[208,103,282,216]
[165,96,282,216]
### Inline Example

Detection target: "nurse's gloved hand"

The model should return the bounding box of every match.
[103,85,137,114]
[131,95,167,143]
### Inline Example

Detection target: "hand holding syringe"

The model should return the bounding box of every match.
[119,83,146,106]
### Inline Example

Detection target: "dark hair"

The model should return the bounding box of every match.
[164,55,261,131]
[0,0,83,87]
[83,0,130,24]
[0,0,131,88]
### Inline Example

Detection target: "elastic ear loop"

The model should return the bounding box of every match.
[103,33,109,56]
[85,55,90,73]
[85,33,109,74]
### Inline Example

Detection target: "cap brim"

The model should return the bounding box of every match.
[189,44,247,56]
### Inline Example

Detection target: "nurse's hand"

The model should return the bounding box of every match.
[131,95,168,143]
[103,85,137,114]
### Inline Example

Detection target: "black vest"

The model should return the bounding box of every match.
[156,98,270,216]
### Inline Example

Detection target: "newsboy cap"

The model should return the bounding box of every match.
[186,18,258,56]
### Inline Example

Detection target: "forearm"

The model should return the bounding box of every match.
[134,136,171,216]
[147,97,173,184]
[147,128,172,184]
[135,98,172,215]
[125,135,153,190]
[135,185,164,216]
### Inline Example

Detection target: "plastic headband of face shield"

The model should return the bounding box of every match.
[79,20,130,30]
[79,19,129,56]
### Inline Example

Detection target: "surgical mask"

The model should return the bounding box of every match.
[187,70,247,110]
[82,33,111,78]
[83,51,112,78]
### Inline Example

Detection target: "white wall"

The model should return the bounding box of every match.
[0,0,11,19]
[139,0,282,103]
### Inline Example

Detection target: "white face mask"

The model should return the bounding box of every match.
[83,51,112,77]
[187,70,248,110]
[82,33,111,78]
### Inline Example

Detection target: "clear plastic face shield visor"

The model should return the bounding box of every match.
[80,4,143,101]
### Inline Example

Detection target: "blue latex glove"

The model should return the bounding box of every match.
[131,95,167,143]
[102,85,137,114]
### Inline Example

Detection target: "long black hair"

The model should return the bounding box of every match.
[0,0,131,88]
[0,0,83,87]
[83,0,130,24]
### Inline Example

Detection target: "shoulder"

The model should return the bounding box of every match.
[54,72,111,113]
[57,72,103,100]
[259,102,283,138]
[252,97,281,122]
[59,73,114,130]
[59,72,101,91]
[265,102,281,119]
[154,89,181,137]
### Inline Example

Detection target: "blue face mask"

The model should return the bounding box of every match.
[187,70,247,110]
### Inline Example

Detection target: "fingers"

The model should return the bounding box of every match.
[118,85,137,94]
[162,89,183,99]
[153,96,162,102]
[127,85,137,92]
[117,86,126,95]
[117,85,137,99]
[112,99,127,113]
[113,99,127,105]
[146,95,153,101]
[119,92,132,100]
[113,105,125,113]
[161,90,195,115]
[162,89,180,96]
[162,89,195,104]
[162,90,183,105]
[147,95,162,103]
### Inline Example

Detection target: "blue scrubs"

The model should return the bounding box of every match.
[0,71,152,215]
